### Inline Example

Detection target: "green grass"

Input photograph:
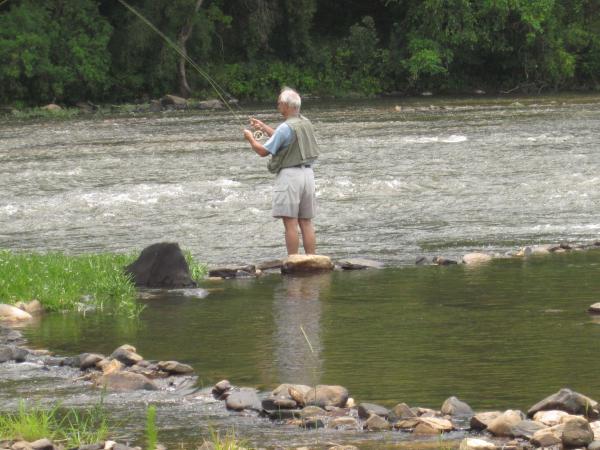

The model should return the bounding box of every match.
[0,399,109,447]
[145,405,158,450]
[205,428,247,450]
[0,250,207,317]
[0,250,141,317]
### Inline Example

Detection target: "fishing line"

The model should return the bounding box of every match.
[117,0,261,136]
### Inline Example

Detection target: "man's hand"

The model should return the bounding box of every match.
[249,117,274,137]
[243,129,254,142]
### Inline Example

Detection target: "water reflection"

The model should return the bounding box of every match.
[272,273,331,385]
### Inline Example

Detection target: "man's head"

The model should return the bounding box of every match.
[278,87,301,117]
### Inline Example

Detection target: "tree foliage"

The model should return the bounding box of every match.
[1,0,599,105]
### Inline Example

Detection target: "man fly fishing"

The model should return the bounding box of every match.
[243,87,320,256]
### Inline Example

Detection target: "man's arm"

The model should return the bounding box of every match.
[243,130,269,157]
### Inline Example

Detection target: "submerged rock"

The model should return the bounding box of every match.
[208,265,256,279]
[225,388,262,412]
[336,258,384,270]
[281,254,334,274]
[124,242,197,288]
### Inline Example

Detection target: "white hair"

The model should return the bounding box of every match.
[279,87,301,110]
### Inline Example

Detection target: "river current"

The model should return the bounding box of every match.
[1,95,600,448]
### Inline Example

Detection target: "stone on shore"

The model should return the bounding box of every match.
[42,103,62,111]
[531,424,564,447]
[97,371,158,391]
[281,255,334,274]
[562,416,594,447]
[389,402,416,420]
[486,410,524,436]
[124,242,197,288]
[160,94,187,107]
[533,409,570,426]
[111,345,143,366]
[462,253,493,265]
[459,438,497,450]
[303,385,349,408]
[527,388,599,419]
[441,396,474,416]
[30,439,53,450]
[510,419,546,439]
[197,99,224,110]
[15,300,44,315]
[0,304,32,322]
[157,360,194,375]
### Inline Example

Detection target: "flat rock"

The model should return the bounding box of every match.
[157,360,194,375]
[358,402,389,419]
[532,425,564,447]
[414,417,453,435]
[197,99,224,110]
[336,258,384,270]
[0,304,32,321]
[328,416,360,429]
[462,253,493,265]
[527,388,599,419]
[394,418,421,430]
[510,419,546,439]
[96,371,158,391]
[30,439,53,450]
[459,438,497,450]
[303,385,348,408]
[470,411,502,430]
[533,409,570,426]
[208,265,256,279]
[281,255,334,274]
[225,389,262,412]
[441,396,474,416]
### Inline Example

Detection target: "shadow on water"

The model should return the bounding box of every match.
[5,250,599,447]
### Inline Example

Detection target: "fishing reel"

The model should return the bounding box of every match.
[253,129,265,140]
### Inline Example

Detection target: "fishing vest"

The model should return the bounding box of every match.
[267,115,320,174]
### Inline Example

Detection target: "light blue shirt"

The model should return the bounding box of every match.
[264,123,294,155]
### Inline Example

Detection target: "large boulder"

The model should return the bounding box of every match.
[562,416,594,447]
[441,396,474,416]
[281,254,334,274]
[125,243,197,288]
[303,385,348,408]
[527,388,599,419]
[486,410,525,436]
[96,372,158,391]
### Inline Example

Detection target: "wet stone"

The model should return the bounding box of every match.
[328,416,360,430]
[225,389,262,412]
[527,388,599,419]
[157,360,194,375]
[267,409,302,420]
[365,414,392,431]
[441,396,474,416]
[470,411,502,430]
[510,419,546,439]
[79,353,105,370]
[111,345,143,366]
[358,402,389,419]
[301,418,325,429]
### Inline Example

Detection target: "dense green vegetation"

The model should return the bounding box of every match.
[1,0,599,106]
[0,250,207,316]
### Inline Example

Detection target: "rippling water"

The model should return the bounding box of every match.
[2,95,600,448]
[2,95,600,264]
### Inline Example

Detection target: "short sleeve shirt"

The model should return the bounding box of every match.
[264,123,294,155]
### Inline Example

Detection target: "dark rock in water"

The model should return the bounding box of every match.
[441,396,474,417]
[470,411,501,430]
[337,258,384,270]
[302,418,325,429]
[415,256,430,265]
[125,243,197,288]
[62,356,81,368]
[527,388,599,419]
[510,419,546,439]
[212,379,232,399]
[433,256,458,265]
[11,347,28,363]
[358,402,389,419]
[257,260,283,271]
[225,389,262,412]
[79,353,105,370]
[0,345,13,363]
[365,414,392,431]
[208,265,256,279]
[158,360,194,375]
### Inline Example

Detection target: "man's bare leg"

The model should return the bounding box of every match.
[298,218,316,254]
[282,217,300,254]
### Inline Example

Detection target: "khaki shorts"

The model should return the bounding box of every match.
[272,167,316,219]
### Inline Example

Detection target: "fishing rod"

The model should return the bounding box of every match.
[116,0,265,138]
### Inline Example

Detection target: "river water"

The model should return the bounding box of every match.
[1,95,600,448]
